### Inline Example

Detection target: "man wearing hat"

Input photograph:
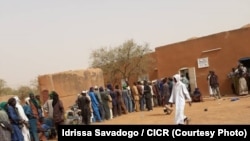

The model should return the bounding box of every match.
[78,91,91,125]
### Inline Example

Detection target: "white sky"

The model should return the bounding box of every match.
[1,0,250,88]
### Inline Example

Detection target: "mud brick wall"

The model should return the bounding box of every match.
[38,68,104,109]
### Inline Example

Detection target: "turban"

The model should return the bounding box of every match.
[0,102,7,111]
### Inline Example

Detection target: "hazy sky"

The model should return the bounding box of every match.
[1,0,250,88]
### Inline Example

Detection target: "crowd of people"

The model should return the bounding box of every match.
[206,63,250,99]
[75,81,160,125]
[0,73,205,141]
[228,63,249,95]
[0,91,61,141]
[74,73,197,126]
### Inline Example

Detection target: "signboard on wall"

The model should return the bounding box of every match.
[197,57,209,68]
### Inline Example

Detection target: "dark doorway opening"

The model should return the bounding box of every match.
[238,57,250,93]
[239,57,250,69]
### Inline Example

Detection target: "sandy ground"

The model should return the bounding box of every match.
[2,94,249,141]
[47,94,250,141]
[1,94,249,125]
[92,95,250,125]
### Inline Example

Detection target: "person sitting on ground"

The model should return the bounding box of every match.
[39,117,56,140]
[191,88,203,102]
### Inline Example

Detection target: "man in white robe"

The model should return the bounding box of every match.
[43,91,54,119]
[13,96,31,141]
[169,74,192,125]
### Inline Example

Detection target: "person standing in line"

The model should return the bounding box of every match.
[162,77,170,106]
[88,87,102,122]
[7,97,25,141]
[13,96,31,141]
[148,81,155,108]
[0,102,12,141]
[99,87,111,120]
[105,86,113,119]
[77,91,91,125]
[125,82,135,112]
[152,81,159,107]
[107,84,117,118]
[131,82,140,112]
[136,81,144,111]
[94,86,105,120]
[167,77,174,96]
[122,85,133,113]
[35,95,44,118]
[209,71,221,99]
[169,74,192,125]
[51,91,65,134]
[143,80,153,111]
[114,85,128,115]
[28,93,47,141]
[43,90,54,120]
[23,97,39,141]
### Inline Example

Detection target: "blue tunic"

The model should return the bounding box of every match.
[7,105,24,141]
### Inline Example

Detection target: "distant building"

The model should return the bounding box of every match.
[148,25,250,96]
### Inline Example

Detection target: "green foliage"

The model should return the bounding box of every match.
[17,86,33,101]
[29,78,39,94]
[0,78,40,101]
[0,79,6,94]
[90,39,155,85]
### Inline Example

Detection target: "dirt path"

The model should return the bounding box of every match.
[93,95,250,125]
[48,95,250,141]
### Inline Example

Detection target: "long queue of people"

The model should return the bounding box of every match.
[0,91,62,141]
[75,78,177,125]
[0,76,192,141]
[75,74,195,126]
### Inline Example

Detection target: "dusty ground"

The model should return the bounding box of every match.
[92,95,250,125]
[47,94,250,140]
[2,94,250,141]
[1,94,250,125]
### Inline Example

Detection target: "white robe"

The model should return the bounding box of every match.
[169,74,192,125]
[14,96,31,141]
[207,75,213,95]
[43,99,53,119]
[239,77,248,95]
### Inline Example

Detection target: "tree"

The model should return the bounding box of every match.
[30,78,39,94]
[90,39,155,85]
[16,86,32,101]
[0,78,39,99]
[0,79,6,94]
[0,79,15,96]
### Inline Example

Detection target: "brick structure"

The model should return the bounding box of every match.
[152,26,250,96]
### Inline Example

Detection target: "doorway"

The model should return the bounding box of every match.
[239,57,250,69]
[239,57,250,91]
[179,67,197,93]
